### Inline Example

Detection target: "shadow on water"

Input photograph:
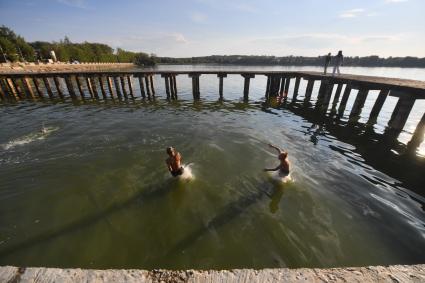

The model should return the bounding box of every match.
[0,177,179,259]
[263,98,425,201]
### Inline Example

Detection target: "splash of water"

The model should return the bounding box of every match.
[178,163,194,181]
[1,126,59,150]
[268,170,293,184]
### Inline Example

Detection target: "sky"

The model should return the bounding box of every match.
[1,0,424,58]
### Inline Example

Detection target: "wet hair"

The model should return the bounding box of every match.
[278,152,288,160]
[166,147,174,155]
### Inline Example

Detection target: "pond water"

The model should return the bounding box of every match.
[0,65,424,269]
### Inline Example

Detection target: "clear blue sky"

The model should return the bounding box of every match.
[1,0,424,57]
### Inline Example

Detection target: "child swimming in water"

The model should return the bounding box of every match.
[166,146,184,177]
[264,143,290,176]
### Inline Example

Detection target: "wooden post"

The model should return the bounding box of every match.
[149,75,155,96]
[5,78,19,100]
[119,76,128,99]
[42,77,54,98]
[21,77,36,99]
[107,76,115,99]
[32,77,44,98]
[163,75,171,99]
[284,77,291,94]
[144,76,151,98]
[265,75,271,98]
[387,92,416,133]
[242,74,255,101]
[113,76,122,98]
[137,76,146,99]
[85,76,95,99]
[127,76,134,99]
[330,83,343,112]
[337,84,352,116]
[218,73,227,98]
[99,76,108,99]
[279,77,286,96]
[293,77,301,101]
[0,78,9,99]
[321,83,335,111]
[75,76,85,99]
[64,75,77,99]
[304,79,314,102]
[53,76,64,99]
[0,78,6,100]
[407,112,425,154]
[367,89,389,125]
[12,78,25,99]
[189,74,201,99]
[89,76,99,99]
[172,75,178,99]
[349,88,369,121]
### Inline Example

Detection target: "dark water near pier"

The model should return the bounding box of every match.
[0,65,424,269]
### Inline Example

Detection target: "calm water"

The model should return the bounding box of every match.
[0,65,424,269]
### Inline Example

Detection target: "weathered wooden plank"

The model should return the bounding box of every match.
[164,75,171,99]
[21,77,36,99]
[127,76,134,99]
[75,76,85,99]
[113,76,122,98]
[172,75,178,99]
[149,75,155,95]
[64,75,77,99]
[98,76,108,99]
[137,76,146,98]
[107,76,115,99]
[119,76,128,99]
[265,75,271,98]
[407,112,425,154]
[32,77,44,98]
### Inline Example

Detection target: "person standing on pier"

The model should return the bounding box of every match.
[324,53,332,74]
[332,51,344,76]
[166,146,184,177]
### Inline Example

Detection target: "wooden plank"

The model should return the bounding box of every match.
[172,75,178,99]
[407,112,425,154]
[11,78,25,99]
[164,76,171,99]
[145,76,151,98]
[149,75,155,95]
[5,78,19,100]
[284,77,291,94]
[279,77,285,95]
[265,75,271,98]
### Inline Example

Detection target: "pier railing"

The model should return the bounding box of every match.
[0,70,424,154]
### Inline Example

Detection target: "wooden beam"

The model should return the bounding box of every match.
[64,75,77,99]
[172,75,178,99]
[75,76,85,99]
[149,75,155,95]
[293,77,301,101]
[387,92,416,133]
[137,76,146,99]
[330,83,343,112]
[53,76,64,99]
[31,77,44,99]
[349,89,369,122]
[42,77,54,98]
[279,77,286,96]
[218,73,227,98]
[99,76,108,99]
[85,76,95,99]
[113,76,122,98]
[107,76,115,99]
[164,75,171,99]
[367,89,389,125]
[21,77,36,99]
[407,112,425,155]
[337,84,352,116]
[119,76,128,99]
[144,76,151,98]
[89,76,99,99]
[127,76,134,99]
[242,74,255,101]
[265,75,271,98]
[304,79,315,102]
[284,77,291,94]
[5,78,19,100]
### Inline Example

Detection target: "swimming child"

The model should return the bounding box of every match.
[264,143,290,176]
[166,146,184,177]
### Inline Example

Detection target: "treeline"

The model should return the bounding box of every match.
[158,55,425,68]
[0,25,156,66]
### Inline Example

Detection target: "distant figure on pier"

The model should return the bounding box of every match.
[264,143,291,182]
[166,146,184,177]
[332,51,344,76]
[324,53,332,74]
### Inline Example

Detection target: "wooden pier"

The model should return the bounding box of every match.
[0,70,424,154]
